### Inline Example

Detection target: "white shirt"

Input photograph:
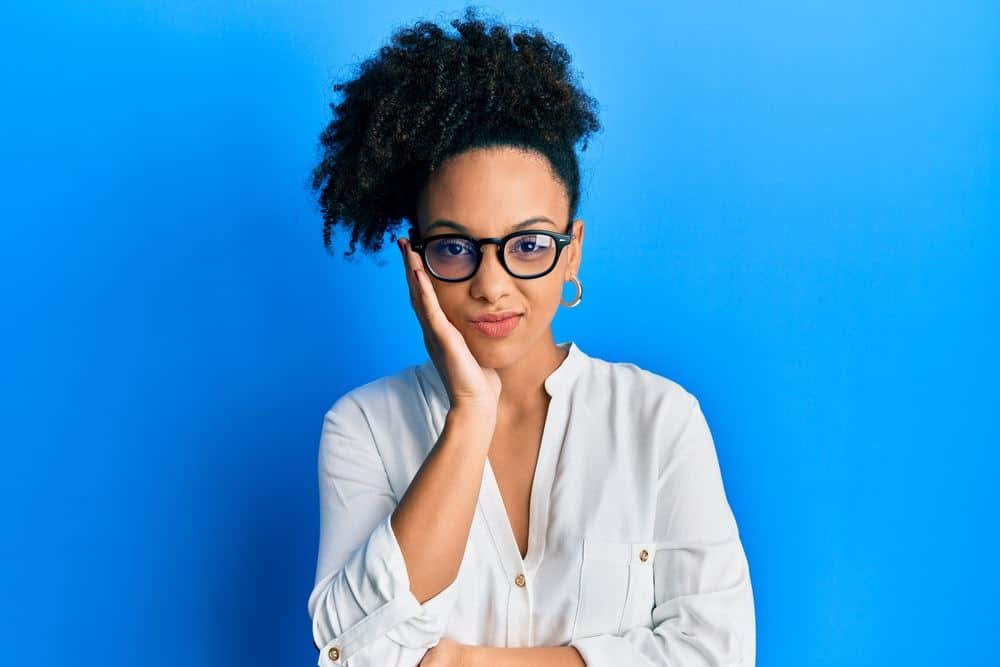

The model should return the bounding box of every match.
[308,340,755,666]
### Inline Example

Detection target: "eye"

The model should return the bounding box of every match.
[510,234,553,255]
[428,237,475,259]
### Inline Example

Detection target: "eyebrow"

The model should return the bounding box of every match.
[425,216,557,235]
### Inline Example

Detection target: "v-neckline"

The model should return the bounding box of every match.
[478,393,564,577]
[415,341,585,578]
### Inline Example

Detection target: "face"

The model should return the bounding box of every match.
[413,145,584,368]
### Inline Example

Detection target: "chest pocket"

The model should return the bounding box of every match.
[570,537,657,640]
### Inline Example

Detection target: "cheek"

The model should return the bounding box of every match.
[433,289,466,324]
[523,280,563,317]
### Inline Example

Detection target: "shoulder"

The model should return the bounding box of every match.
[571,352,710,474]
[325,363,422,422]
[577,352,699,421]
[318,365,427,478]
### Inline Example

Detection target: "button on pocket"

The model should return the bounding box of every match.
[571,537,657,639]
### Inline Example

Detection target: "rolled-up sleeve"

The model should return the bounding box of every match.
[570,394,756,666]
[307,394,460,666]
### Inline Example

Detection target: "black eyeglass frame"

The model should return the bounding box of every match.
[408,220,575,282]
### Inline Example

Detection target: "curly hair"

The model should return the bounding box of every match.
[309,5,602,259]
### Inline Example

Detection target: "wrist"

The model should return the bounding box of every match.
[447,406,497,434]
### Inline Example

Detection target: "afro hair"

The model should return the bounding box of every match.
[309,5,602,259]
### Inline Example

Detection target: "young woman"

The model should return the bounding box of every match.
[306,8,755,666]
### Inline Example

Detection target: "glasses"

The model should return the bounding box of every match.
[409,221,574,282]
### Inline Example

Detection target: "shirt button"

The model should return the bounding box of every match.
[639,549,649,562]
[327,646,341,661]
[515,573,526,587]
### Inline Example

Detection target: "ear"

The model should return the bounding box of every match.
[566,219,584,278]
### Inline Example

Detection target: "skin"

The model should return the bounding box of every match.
[410,144,585,419]
[402,145,587,666]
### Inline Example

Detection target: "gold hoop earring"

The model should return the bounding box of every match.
[560,276,583,308]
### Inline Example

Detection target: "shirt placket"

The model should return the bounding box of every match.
[477,394,567,648]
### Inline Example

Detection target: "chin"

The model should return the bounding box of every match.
[466,335,520,368]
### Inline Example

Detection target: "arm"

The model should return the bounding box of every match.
[307,394,494,666]
[464,646,586,666]
[391,407,493,603]
[567,394,756,666]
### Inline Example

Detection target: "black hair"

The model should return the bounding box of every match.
[309,5,602,258]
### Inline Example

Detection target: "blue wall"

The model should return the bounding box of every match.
[2,2,996,665]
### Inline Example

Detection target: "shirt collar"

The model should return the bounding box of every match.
[417,340,586,407]
[543,340,586,397]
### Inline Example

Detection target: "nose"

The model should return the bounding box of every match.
[469,243,512,297]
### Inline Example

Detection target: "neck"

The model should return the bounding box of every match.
[494,333,569,415]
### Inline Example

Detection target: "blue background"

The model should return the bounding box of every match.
[1,1,996,665]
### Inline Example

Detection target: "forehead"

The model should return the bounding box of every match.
[417,146,568,234]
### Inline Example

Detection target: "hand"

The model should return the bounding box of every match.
[399,237,502,417]
[418,637,470,666]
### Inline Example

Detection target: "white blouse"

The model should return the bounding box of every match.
[308,340,755,666]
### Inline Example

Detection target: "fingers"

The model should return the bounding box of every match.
[399,238,446,330]
[398,237,416,300]
[399,238,423,318]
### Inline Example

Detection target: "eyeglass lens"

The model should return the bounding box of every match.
[424,234,558,280]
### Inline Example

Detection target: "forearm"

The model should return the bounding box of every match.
[390,407,494,603]
[465,645,586,667]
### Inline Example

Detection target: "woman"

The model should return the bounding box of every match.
[307,7,755,666]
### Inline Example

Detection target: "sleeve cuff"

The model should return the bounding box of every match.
[315,513,460,665]
[383,512,460,647]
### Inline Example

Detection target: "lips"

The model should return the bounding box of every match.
[470,310,523,323]
[469,313,522,338]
